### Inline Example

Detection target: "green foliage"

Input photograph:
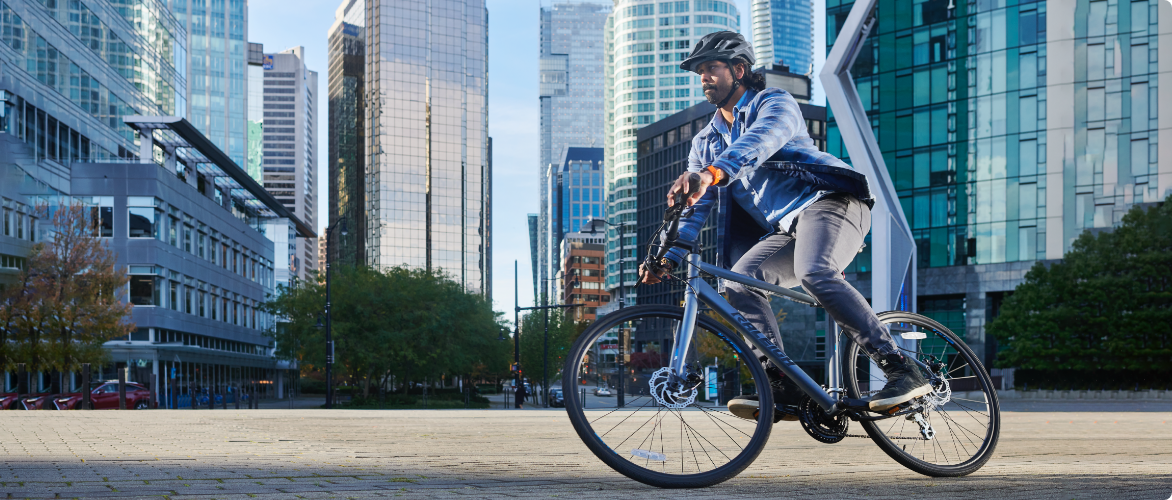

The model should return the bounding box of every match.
[517,307,585,386]
[0,204,133,372]
[988,196,1172,372]
[263,265,512,396]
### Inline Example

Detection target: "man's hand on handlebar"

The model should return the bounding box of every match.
[638,261,673,285]
[667,170,716,207]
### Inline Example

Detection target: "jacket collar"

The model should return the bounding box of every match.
[709,88,757,137]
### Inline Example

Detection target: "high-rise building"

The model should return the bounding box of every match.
[171,0,250,168]
[604,0,741,308]
[547,146,605,298]
[751,0,814,74]
[825,0,1170,367]
[560,231,608,321]
[246,42,265,183]
[538,0,609,304]
[258,47,318,282]
[327,0,366,268]
[364,0,490,295]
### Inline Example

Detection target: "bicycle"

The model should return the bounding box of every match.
[561,174,1000,488]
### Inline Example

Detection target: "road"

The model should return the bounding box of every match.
[0,405,1169,499]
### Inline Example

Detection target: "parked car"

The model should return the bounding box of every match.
[593,387,613,397]
[548,388,564,408]
[53,382,152,410]
[0,393,18,410]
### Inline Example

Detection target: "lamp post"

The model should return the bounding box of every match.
[537,270,577,408]
[322,218,348,408]
[584,218,635,407]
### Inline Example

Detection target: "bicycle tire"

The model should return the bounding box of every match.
[845,311,1001,477]
[562,305,773,488]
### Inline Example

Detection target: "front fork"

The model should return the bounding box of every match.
[667,253,702,381]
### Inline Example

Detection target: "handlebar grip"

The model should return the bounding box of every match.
[671,173,703,207]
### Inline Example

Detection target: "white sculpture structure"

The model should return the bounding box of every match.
[820,0,917,319]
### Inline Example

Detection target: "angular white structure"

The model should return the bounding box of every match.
[819,0,916,316]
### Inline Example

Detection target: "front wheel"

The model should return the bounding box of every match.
[845,312,1001,477]
[562,305,774,488]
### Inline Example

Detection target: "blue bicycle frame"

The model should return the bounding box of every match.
[665,252,842,412]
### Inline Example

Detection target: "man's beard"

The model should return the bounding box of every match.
[703,81,730,105]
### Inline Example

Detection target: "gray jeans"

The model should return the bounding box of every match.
[724,193,899,369]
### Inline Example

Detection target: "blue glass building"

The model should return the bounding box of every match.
[752,0,815,74]
[549,146,605,279]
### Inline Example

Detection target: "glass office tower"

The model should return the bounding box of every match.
[751,0,814,74]
[825,0,1169,364]
[169,0,248,168]
[327,0,366,268]
[605,0,740,307]
[365,0,490,295]
[538,0,609,305]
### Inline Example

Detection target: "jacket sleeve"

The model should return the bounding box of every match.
[710,90,805,182]
[655,136,717,266]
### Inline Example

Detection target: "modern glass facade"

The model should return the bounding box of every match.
[605,0,740,306]
[825,0,1169,364]
[246,42,264,183]
[0,0,187,164]
[538,1,609,304]
[549,146,605,293]
[169,0,248,168]
[260,47,318,281]
[327,0,366,268]
[365,0,489,295]
[751,0,815,74]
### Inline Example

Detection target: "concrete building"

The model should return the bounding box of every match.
[825,0,1172,367]
[538,1,609,304]
[258,47,318,282]
[326,0,366,269]
[559,231,607,322]
[750,0,815,75]
[364,0,490,295]
[604,0,741,309]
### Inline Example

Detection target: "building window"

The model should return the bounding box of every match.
[198,233,206,259]
[183,225,192,253]
[129,275,159,306]
[86,197,113,237]
[199,291,207,318]
[127,197,157,238]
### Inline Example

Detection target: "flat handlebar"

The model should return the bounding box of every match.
[652,173,701,264]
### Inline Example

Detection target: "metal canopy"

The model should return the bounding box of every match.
[123,116,316,239]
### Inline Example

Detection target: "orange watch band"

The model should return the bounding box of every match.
[706,165,725,185]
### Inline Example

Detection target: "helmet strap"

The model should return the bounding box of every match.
[716,79,741,109]
[715,60,743,109]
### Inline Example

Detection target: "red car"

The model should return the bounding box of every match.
[0,393,19,410]
[52,382,153,410]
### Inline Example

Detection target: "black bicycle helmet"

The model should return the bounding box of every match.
[679,31,755,73]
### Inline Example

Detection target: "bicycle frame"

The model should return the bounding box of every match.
[666,252,842,413]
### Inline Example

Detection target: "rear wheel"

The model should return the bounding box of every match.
[845,312,1000,477]
[562,305,773,488]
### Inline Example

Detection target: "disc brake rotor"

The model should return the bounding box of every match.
[649,367,698,409]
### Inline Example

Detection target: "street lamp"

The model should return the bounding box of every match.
[323,217,348,408]
[584,218,635,407]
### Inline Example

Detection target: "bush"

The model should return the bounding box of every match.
[1014,369,1172,391]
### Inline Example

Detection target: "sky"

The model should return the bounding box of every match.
[248,0,826,325]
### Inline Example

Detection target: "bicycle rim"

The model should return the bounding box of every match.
[845,312,1001,476]
[562,305,773,488]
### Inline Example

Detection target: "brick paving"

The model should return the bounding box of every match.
[0,408,1169,499]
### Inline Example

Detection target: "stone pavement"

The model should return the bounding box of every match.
[0,408,1169,499]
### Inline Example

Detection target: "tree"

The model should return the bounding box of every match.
[988,196,1172,382]
[0,203,134,376]
[264,265,511,398]
[518,308,583,390]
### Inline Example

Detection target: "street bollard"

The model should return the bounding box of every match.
[81,364,91,410]
[118,367,127,410]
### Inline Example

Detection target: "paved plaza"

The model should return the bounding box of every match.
[1,405,1170,499]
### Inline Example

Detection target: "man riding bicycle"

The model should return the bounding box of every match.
[637,31,931,420]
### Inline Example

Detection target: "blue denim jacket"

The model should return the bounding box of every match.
[664,88,875,267]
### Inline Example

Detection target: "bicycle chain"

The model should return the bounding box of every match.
[843,433,927,441]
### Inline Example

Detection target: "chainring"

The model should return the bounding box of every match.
[797,396,849,444]
[649,367,698,409]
